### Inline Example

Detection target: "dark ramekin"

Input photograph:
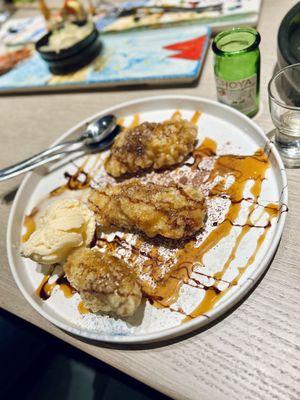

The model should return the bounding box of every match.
[35,22,102,75]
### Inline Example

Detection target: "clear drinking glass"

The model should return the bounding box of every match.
[268,63,300,167]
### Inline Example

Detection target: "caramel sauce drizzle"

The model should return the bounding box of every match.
[33,110,284,322]
[231,203,280,286]
[36,271,88,314]
[171,110,182,119]
[178,144,280,319]
[184,289,225,321]
[50,158,91,197]
[36,272,54,301]
[78,301,90,314]
[21,207,39,243]
[36,272,76,301]
[117,117,124,126]
[181,204,273,323]
[96,137,280,319]
[130,114,140,128]
[190,110,202,125]
[192,137,217,169]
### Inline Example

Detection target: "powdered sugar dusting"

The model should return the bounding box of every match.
[87,146,231,298]
[15,105,286,341]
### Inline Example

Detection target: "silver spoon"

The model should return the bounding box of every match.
[0,115,118,182]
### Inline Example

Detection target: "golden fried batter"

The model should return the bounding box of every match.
[105,117,197,177]
[88,179,206,239]
[64,248,142,317]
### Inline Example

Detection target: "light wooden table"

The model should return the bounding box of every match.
[0,1,299,399]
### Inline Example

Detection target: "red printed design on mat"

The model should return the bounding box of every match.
[164,36,206,61]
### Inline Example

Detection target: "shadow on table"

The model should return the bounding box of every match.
[0,309,170,400]
[0,78,200,97]
[1,186,18,204]
[71,241,280,351]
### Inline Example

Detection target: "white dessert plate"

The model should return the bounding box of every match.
[7,95,288,344]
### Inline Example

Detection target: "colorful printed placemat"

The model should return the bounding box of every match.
[98,0,262,33]
[0,22,210,93]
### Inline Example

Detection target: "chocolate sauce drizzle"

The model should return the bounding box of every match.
[50,158,91,197]
[36,271,76,301]
[93,121,284,320]
[33,110,287,322]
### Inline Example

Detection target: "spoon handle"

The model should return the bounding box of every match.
[0,152,69,182]
[0,116,119,182]
[0,140,84,182]
[0,129,118,182]
[4,140,82,172]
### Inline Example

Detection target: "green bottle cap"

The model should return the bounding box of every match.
[213,27,261,55]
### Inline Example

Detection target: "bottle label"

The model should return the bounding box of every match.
[215,74,257,114]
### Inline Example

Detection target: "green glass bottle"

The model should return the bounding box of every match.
[212,27,261,118]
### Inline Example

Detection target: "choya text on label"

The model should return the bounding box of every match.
[215,75,257,114]
[216,75,257,91]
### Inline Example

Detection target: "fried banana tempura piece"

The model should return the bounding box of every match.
[64,248,142,317]
[88,180,206,239]
[105,117,197,177]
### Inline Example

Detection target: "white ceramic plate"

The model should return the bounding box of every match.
[7,95,288,343]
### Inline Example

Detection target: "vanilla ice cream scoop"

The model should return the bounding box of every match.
[21,199,96,264]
